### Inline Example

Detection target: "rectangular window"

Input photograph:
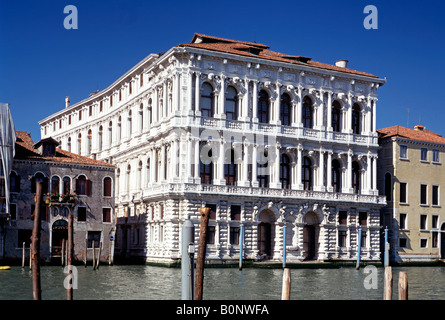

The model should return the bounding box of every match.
[230,227,240,245]
[400,145,408,159]
[421,148,428,161]
[338,230,347,247]
[9,203,16,220]
[433,149,440,162]
[420,184,428,205]
[399,238,408,248]
[432,185,439,206]
[420,238,428,248]
[432,215,439,229]
[420,214,427,230]
[400,182,407,203]
[78,207,87,222]
[361,231,367,248]
[207,204,217,220]
[207,226,215,244]
[230,205,241,221]
[359,212,367,226]
[400,213,407,229]
[103,208,111,223]
[432,232,438,248]
[18,229,32,248]
[338,211,347,225]
[87,231,101,248]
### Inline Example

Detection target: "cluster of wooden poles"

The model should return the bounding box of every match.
[280,266,408,300]
[29,182,104,300]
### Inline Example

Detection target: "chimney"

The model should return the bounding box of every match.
[65,96,70,108]
[335,60,349,68]
[414,124,424,131]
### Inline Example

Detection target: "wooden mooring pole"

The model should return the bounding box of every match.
[61,239,65,267]
[22,242,25,268]
[281,268,291,300]
[194,207,211,301]
[398,271,408,300]
[67,213,74,300]
[384,266,392,300]
[31,181,43,300]
[96,241,101,269]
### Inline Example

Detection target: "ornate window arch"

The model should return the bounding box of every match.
[332,100,342,132]
[200,82,214,117]
[302,96,313,129]
[258,90,270,124]
[280,93,291,126]
[225,86,238,120]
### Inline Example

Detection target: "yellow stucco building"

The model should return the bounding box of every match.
[378,124,445,262]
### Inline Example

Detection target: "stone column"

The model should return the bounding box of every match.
[195,72,201,115]
[296,144,303,190]
[252,144,258,187]
[327,91,333,131]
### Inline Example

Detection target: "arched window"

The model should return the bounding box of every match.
[108,121,113,146]
[225,86,238,120]
[76,175,91,196]
[302,96,313,129]
[32,172,48,194]
[103,177,112,197]
[332,159,341,192]
[332,100,341,132]
[77,133,82,154]
[87,129,92,155]
[258,90,270,124]
[148,98,153,125]
[98,126,103,152]
[224,148,237,186]
[126,165,131,193]
[51,176,60,194]
[200,144,213,184]
[352,161,360,194]
[302,156,312,190]
[280,154,291,189]
[128,110,133,137]
[201,83,214,117]
[257,148,269,188]
[67,137,71,152]
[352,103,361,134]
[280,93,291,126]
[10,171,20,193]
[62,176,71,194]
[139,103,144,132]
[385,172,392,201]
[117,116,122,142]
[146,158,151,186]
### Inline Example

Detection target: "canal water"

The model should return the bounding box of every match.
[0,265,444,300]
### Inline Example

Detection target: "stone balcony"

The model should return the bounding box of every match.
[119,182,386,206]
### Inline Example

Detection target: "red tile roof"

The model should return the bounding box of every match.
[178,33,380,79]
[14,131,114,168]
[377,125,445,145]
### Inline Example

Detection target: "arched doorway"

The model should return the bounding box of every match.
[441,223,445,259]
[303,211,320,260]
[51,219,68,258]
[257,209,276,259]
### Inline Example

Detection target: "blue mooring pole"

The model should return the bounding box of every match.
[384,228,389,267]
[356,227,362,270]
[181,218,195,300]
[239,224,244,270]
[283,224,287,268]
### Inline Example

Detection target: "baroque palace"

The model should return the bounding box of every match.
[39,33,386,264]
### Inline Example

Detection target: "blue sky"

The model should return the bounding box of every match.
[1,0,445,141]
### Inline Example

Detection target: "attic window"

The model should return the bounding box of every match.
[234,46,263,55]
[280,55,312,63]
[43,144,56,157]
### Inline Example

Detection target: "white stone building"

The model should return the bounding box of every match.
[39,33,386,264]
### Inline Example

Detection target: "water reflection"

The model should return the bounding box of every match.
[0,265,444,300]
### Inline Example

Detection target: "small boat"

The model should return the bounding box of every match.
[0,266,11,270]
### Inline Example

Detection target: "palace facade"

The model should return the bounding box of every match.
[39,33,386,264]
